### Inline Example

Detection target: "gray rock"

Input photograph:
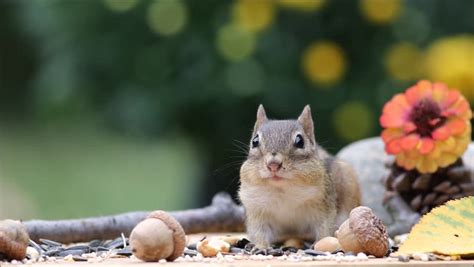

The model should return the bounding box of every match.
[337,137,474,233]
[337,138,393,224]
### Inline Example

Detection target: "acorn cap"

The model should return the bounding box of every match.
[147,211,186,261]
[0,220,30,260]
[348,206,389,257]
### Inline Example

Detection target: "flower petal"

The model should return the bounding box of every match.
[438,89,460,109]
[426,145,441,160]
[382,93,410,113]
[400,134,420,151]
[396,154,416,170]
[380,94,411,128]
[436,153,458,168]
[453,135,470,155]
[437,136,456,152]
[386,138,402,154]
[432,82,449,104]
[442,98,470,117]
[417,137,434,155]
[405,80,432,105]
[381,128,404,143]
[416,157,438,173]
[403,122,417,133]
[445,118,467,136]
[432,125,451,140]
[380,113,406,128]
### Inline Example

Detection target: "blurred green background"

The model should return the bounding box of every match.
[0,0,473,220]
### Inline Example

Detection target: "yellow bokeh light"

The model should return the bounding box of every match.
[103,0,138,12]
[147,0,188,36]
[278,0,326,12]
[216,23,257,62]
[333,101,374,141]
[233,0,276,33]
[360,0,402,25]
[425,35,474,102]
[385,42,424,81]
[302,41,347,86]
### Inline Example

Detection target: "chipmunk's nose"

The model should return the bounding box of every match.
[266,160,282,172]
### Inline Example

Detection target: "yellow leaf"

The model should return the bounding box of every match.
[398,196,474,257]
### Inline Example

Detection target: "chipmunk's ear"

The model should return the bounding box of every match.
[298,105,315,143]
[254,104,268,132]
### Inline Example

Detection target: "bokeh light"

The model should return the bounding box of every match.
[424,35,474,102]
[392,7,430,44]
[232,0,276,33]
[333,101,374,141]
[216,23,257,62]
[360,0,402,25]
[147,0,188,36]
[225,58,265,96]
[384,42,424,82]
[278,0,326,12]
[302,41,347,86]
[102,0,138,12]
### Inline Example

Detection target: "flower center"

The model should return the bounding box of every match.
[409,99,445,137]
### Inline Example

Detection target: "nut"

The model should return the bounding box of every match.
[335,206,389,257]
[130,211,186,262]
[216,235,246,246]
[0,220,30,260]
[313,236,341,252]
[283,238,304,249]
[197,238,230,257]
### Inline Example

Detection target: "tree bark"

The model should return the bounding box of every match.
[24,192,245,244]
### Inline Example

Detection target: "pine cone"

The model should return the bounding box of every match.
[384,159,474,214]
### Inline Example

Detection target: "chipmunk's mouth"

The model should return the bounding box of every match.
[270,175,283,181]
[258,168,288,182]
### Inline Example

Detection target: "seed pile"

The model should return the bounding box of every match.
[0,234,460,264]
[0,235,131,264]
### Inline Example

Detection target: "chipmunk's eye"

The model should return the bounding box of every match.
[294,134,304,149]
[251,135,260,148]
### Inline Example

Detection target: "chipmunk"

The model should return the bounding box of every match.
[239,105,361,248]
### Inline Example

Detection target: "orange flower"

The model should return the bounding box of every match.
[380,80,472,173]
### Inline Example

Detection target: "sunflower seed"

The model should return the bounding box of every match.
[58,249,88,257]
[39,239,62,248]
[304,249,326,256]
[116,247,132,257]
[235,238,250,248]
[72,256,88,262]
[183,249,197,257]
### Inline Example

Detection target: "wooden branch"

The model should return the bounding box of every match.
[24,192,245,244]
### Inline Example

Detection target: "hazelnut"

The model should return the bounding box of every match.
[313,236,341,252]
[335,206,389,257]
[129,211,186,262]
[283,238,305,249]
[196,238,230,257]
[0,220,30,260]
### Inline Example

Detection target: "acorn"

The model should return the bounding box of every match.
[335,206,389,257]
[0,220,30,260]
[313,236,341,253]
[129,211,186,262]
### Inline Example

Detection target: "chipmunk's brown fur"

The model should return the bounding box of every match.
[239,105,361,248]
